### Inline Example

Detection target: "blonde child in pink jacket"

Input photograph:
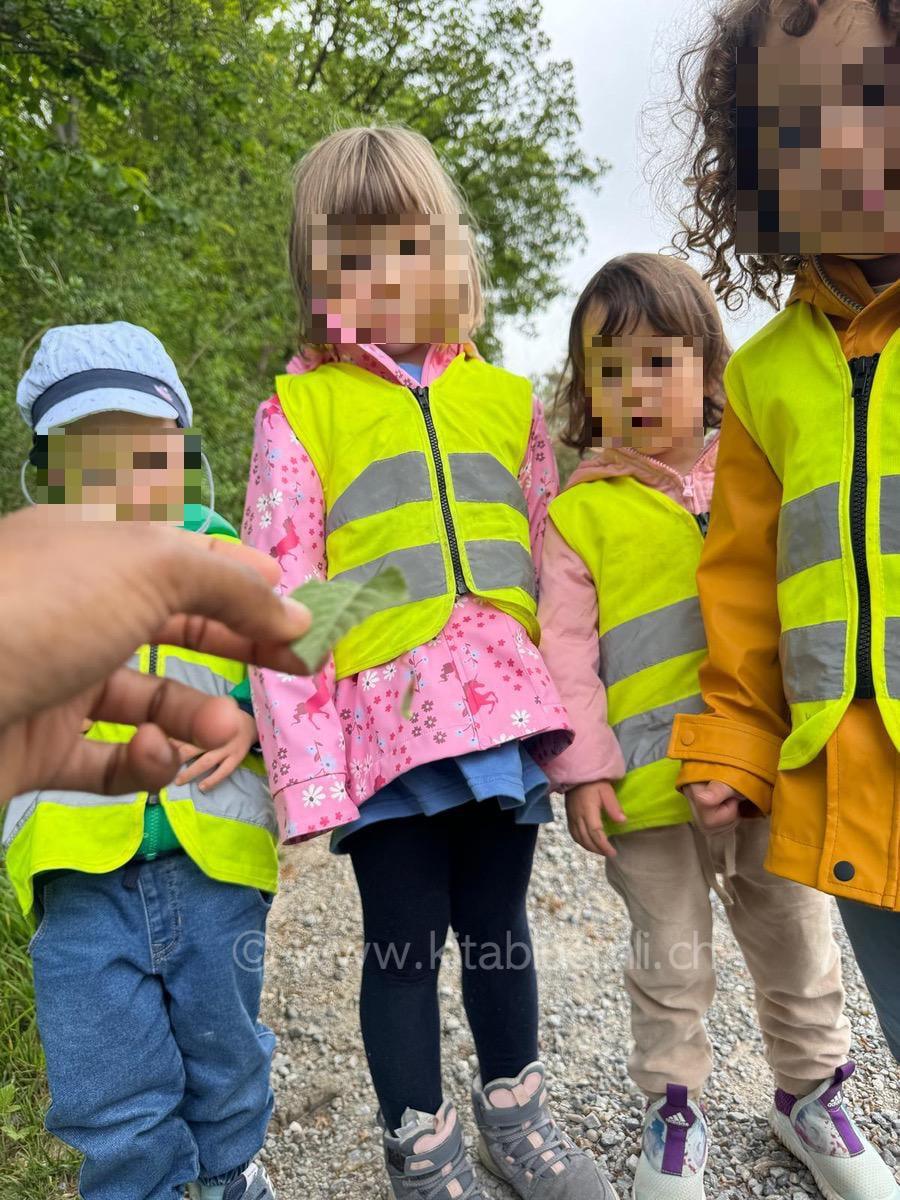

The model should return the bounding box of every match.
[538,254,879,1200]
[242,126,615,1200]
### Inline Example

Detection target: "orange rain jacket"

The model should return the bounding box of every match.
[670,255,900,911]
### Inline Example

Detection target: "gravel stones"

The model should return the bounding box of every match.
[258,799,900,1198]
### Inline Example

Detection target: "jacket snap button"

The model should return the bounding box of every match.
[680,731,695,746]
[833,861,855,882]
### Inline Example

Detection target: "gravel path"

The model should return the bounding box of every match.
[256,800,900,1199]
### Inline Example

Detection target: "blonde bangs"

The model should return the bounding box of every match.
[289,125,485,343]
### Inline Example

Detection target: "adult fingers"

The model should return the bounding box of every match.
[180,532,283,587]
[89,668,246,749]
[161,536,311,653]
[48,723,181,795]
[153,613,312,675]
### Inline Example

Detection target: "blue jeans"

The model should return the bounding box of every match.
[837,897,900,1062]
[30,854,275,1200]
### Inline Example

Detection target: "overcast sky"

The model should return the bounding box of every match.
[499,0,774,377]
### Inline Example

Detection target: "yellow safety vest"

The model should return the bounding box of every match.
[276,354,540,678]
[725,301,900,769]
[549,476,708,834]
[3,532,278,917]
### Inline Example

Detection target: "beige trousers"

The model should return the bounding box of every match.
[604,819,850,1098]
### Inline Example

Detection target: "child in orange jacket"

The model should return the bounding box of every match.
[665,0,900,1095]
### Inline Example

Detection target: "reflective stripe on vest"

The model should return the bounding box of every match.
[776,483,841,582]
[3,642,277,916]
[326,452,430,536]
[331,544,447,600]
[549,475,705,834]
[613,693,707,773]
[779,622,847,705]
[600,597,706,690]
[881,476,900,554]
[276,356,539,677]
[727,302,900,767]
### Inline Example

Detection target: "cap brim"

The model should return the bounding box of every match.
[34,388,188,434]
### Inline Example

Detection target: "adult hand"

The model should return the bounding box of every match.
[684,779,748,834]
[565,781,628,857]
[0,507,311,803]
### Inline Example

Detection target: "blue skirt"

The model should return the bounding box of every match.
[330,741,553,854]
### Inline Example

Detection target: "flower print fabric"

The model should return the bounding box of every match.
[242,341,571,844]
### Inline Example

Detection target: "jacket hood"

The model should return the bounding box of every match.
[565,434,718,492]
[788,255,900,320]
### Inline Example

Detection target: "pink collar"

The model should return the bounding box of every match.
[285,341,479,388]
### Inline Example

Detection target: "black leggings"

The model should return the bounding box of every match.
[345,801,540,1132]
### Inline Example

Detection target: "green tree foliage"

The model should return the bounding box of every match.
[1,0,605,523]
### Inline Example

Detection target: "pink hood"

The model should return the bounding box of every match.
[564,435,718,515]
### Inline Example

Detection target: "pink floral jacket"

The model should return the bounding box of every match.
[242,341,571,844]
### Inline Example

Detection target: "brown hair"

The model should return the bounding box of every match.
[669,0,900,310]
[288,125,485,346]
[556,253,731,452]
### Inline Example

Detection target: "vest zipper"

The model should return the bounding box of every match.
[410,385,467,595]
[145,643,161,858]
[849,354,879,699]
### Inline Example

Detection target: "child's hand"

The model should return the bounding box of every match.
[565,781,627,857]
[171,709,258,792]
[684,780,747,834]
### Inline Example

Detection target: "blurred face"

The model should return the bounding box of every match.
[307,212,470,346]
[736,3,900,255]
[582,313,706,456]
[37,412,200,522]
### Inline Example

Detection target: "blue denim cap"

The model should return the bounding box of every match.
[18,322,192,433]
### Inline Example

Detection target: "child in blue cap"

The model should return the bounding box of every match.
[9,322,279,1200]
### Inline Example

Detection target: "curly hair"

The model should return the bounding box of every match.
[556,253,730,452]
[669,0,900,311]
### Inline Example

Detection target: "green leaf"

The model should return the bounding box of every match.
[289,567,409,673]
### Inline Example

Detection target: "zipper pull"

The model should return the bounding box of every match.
[411,385,429,407]
[683,476,694,499]
[850,354,879,402]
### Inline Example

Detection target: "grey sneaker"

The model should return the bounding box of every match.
[187,1161,276,1200]
[382,1100,487,1199]
[473,1062,617,1199]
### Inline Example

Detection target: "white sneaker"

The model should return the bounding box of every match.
[770,1062,900,1200]
[632,1085,707,1200]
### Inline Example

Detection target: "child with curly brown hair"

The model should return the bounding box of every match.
[662,0,900,1195]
